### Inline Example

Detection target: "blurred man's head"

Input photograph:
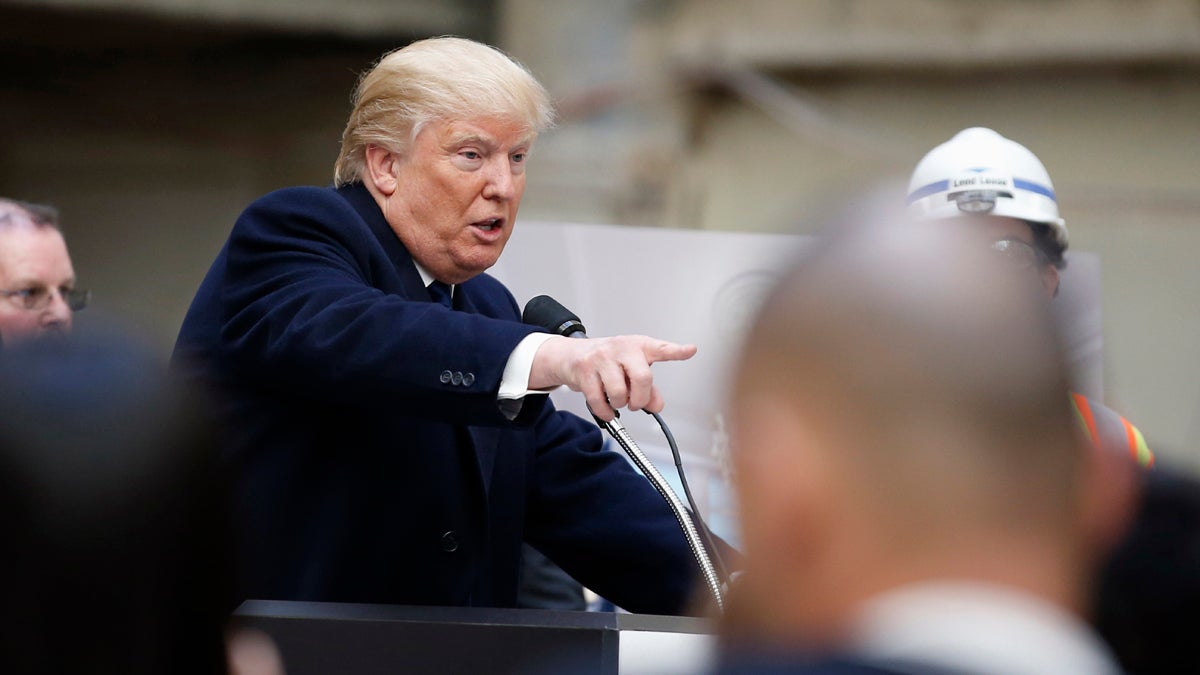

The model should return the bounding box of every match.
[907,127,1067,299]
[0,199,87,346]
[726,205,1098,650]
[0,332,235,674]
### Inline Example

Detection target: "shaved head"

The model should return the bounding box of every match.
[726,202,1093,648]
[738,213,1082,526]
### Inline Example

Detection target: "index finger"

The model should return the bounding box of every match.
[643,340,698,364]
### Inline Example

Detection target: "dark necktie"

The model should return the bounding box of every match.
[427,280,453,309]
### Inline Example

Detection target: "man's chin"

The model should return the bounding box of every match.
[449,255,503,283]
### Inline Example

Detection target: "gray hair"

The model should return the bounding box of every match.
[0,199,60,230]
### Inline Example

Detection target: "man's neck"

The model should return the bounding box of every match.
[735,533,1087,651]
[412,260,453,290]
[849,581,1120,675]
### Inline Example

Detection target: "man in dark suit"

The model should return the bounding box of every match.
[173,37,704,615]
[717,208,1127,673]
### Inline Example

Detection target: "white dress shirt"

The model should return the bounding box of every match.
[850,581,1122,675]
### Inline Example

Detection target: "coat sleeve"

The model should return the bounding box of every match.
[218,187,543,426]
[521,404,711,615]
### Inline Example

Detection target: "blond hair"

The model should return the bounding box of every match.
[334,37,555,186]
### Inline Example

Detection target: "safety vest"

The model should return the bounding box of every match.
[1071,393,1154,468]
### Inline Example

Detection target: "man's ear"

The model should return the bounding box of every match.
[726,394,842,638]
[732,396,837,573]
[364,145,400,197]
[1042,263,1061,299]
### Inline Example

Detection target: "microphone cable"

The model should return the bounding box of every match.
[521,294,730,601]
[647,410,730,587]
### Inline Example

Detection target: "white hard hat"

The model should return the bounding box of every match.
[907,127,1068,247]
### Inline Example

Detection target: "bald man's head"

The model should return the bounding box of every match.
[742,214,1081,515]
[726,209,1093,647]
[0,199,77,346]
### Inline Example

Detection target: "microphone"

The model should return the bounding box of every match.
[521,295,587,338]
[519,294,727,612]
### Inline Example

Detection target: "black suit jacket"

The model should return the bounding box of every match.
[173,182,700,613]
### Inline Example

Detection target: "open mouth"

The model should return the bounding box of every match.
[472,218,503,233]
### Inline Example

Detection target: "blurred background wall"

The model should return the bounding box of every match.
[2,0,1198,469]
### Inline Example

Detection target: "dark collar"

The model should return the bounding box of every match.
[335,181,428,300]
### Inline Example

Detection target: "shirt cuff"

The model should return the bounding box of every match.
[499,332,557,400]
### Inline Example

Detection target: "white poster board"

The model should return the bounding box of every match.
[491,222,1103,542]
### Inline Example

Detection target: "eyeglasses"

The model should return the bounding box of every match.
[0,285,91,311]
[990,238,1047,270]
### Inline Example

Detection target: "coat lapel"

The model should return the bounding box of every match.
[335,182,428,299]
[337,181,499,500]
[454,287,501,499]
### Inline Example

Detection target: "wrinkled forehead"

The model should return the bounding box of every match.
[0,226,73,280]
[423,115,538,147]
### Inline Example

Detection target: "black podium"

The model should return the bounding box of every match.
[236,600,715,675]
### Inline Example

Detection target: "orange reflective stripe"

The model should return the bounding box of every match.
[1123,418,1155,468]
[1072,392,1099,445]
[1120,415,1139,463]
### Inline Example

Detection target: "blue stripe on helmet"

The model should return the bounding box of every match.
[908,177,1057,205]
[1013,178,1057,202]
[906,180,949,205]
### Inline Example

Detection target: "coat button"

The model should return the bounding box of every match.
[440,370,452,384]
[462,372,475,387]
[441,531,459,552]
[451,371,464,386]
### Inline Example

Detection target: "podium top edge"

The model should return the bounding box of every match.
[236,599,714,634]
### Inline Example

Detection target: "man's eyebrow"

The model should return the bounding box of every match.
[6,278,44,289]
[6,276,75,288]
[444,132,534,150]
[445,133,496,149]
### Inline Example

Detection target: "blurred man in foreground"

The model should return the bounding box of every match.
[0,332,281,675]
[0,199,89,346]
[907,128,1152,468]
[720,208,1128,674]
